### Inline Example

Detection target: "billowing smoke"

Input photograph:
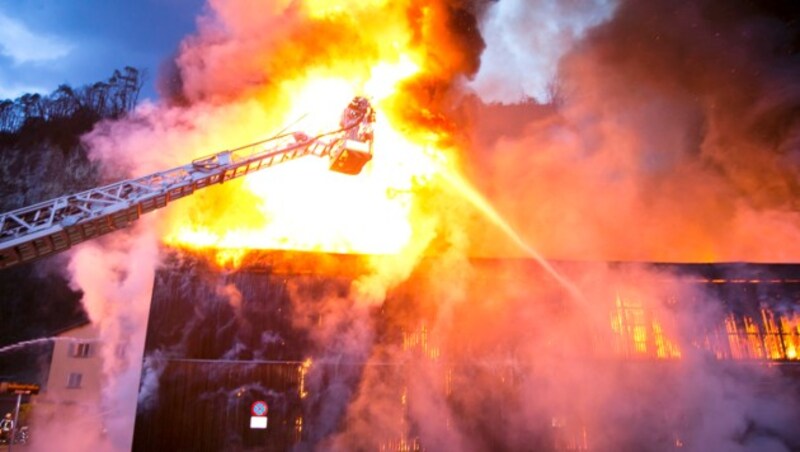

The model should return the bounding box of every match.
[266,247,800,451]
[47,0,800,450]
[464,0,800,262]
[469,0,618,103]
[28,221,160,451]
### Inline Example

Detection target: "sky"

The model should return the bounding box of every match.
[0,0,204,100]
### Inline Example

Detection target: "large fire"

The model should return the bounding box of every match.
[154,0,800,363]
[162,94,442,263]
[159,2,471,266]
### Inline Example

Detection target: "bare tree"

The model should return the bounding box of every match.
[0,100,21,131]
[49,84,82,118]
[0,66,146,134]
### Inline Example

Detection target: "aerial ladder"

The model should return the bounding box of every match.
[0,97,377,269]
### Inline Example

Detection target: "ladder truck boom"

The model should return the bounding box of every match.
[0,97,376,269]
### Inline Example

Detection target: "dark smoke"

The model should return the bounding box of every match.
[572,0,800,208]
[464,0,800,262]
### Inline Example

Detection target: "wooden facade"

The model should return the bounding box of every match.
[132,251,800,451]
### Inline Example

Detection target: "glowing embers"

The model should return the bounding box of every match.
[378,437,423,452]
[610,295,682,359]
[402,324,440,360]
[294,416,303,443]
[298,358,312,399]
[610,293,800,362]
[714,310,800,360]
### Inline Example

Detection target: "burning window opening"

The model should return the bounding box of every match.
[611,292,800,362]
[402,324,441,360]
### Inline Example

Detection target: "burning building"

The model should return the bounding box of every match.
[3,0,800,450]
[130,250,800,451]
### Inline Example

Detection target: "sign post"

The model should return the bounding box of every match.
[250,401,268,429]
[9,393,21,452]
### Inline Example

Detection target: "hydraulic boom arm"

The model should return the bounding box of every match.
[0,97,376,269]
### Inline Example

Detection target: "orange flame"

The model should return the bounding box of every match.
[610,292,800,362]
[158,1,474,266]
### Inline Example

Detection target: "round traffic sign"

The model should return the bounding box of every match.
[251,400,268,416]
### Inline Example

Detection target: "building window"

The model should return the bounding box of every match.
[73,342,91,358]
[67,372,82,389]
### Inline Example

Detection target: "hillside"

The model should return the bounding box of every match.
[0,68,143,383]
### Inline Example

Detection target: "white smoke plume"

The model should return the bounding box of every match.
[469,0,618,103]
[26,219,159,451]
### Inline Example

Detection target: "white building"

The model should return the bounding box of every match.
[33,321,106,444]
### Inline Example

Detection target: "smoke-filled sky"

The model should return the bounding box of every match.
[6,0,798,263]
[457,0,800,263]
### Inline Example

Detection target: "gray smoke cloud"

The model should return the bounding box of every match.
[469,0,618,103]
[463,0,800,262]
